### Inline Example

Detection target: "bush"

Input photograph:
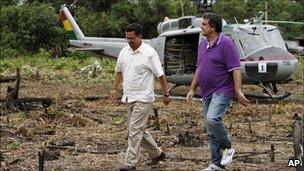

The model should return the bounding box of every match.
[0,4,65,53]
[0,60,13,73]
[0,48,18,59]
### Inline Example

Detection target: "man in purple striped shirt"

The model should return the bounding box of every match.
[186,13,250,171]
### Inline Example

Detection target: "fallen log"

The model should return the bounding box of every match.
[0,76,16,83]
[83,113,104,124]
[168,155,205,162]
[8,158,21,165]
[45,144,119,155]
[84,96,107,101]
[84,95,121,101]
[234,150,271,159]
[0,97,52,104]
[0,97,52,114]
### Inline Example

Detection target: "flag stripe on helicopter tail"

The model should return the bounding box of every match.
[63,21,77,40]
[60,9,67,21]
[63,20,73,31]
[60,9,77,40]
[66,31,77,40]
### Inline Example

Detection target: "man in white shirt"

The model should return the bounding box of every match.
[110,23,170,171]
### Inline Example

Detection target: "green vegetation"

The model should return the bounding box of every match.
[293,55,304,84]
[0,1,303,80]
[213,0,304,40]
[1,0,303,55]
[0,4,65,54]
[0,49,116,81]
[9,140,21,150]
[299,56,304,73]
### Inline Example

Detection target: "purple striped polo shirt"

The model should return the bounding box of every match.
[197,34,241,100]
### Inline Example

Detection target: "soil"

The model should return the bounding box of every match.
[0,69,303,171]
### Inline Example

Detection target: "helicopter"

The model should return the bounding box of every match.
[59,4,298,100]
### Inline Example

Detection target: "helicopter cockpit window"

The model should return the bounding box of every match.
[237,27,268,56]
[266,28,286,50]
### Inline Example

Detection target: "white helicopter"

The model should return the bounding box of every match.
[59,4,298,100]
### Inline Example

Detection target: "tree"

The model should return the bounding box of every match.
[0,4,65,53]
[0,0,19,7]
[254,0,304,39]
[213,0,247,23]
[1,0,302,55]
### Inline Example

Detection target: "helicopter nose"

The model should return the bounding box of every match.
[243,46,298,83]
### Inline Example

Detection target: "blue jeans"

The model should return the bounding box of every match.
[202,93,232,166]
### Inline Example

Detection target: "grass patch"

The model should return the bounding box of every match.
[293,55,304,84]
[9,140,21,150]
[0,49,116,82]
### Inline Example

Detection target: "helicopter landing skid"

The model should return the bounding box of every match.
[245,83,291,101]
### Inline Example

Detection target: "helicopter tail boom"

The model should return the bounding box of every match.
[59,5,129,59]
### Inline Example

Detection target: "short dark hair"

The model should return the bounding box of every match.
[203,13,222,33]
[125,23,143,36]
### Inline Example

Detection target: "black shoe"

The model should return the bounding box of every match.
[147,152,166,165]
[119,165,136,171]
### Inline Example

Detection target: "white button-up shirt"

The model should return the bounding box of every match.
[115,42,164,103]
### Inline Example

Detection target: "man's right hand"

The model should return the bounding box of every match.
[186,90,195,104]
[163,96,170,106]
[110,89,117,102]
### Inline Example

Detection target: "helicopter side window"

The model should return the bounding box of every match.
[171,21,178,29]
[162,23,170,33]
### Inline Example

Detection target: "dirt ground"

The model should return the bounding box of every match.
[0,68,303,171]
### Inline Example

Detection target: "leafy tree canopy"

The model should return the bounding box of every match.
[0,0,303,54]
[0,4,65,53]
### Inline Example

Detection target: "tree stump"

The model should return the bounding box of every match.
[4,68,22,110]
[1,68,52,113]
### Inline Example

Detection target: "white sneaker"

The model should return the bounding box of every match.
[220,148,235,166]
[201,163,225,171]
